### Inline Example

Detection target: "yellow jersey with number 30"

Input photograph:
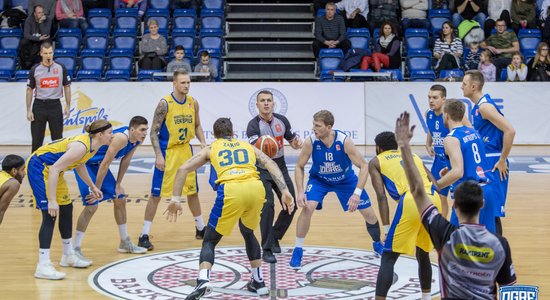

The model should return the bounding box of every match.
[210,138,259,185]
[159,93,196,149]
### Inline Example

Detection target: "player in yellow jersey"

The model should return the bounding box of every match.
[369,131,441,300]
[165,118,294,300]
[0,155,25,225]
[139,69,207,251]
[27,120,113,280]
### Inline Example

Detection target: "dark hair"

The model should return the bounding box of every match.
[174,45,185,52]
[454,180,484,217]
[439,21,455,42]
[213,118,233,138]
[495,19,507,26]
[173,69,189,80]
[33,4,44,13]
[313,110,335,126]
[465,70,485,90]
[40,41,53,51]
[430,84,447,98]
[84,120,112,135]
[443,99,466,122]
[2,155,25,172]
[200,51,210,58]
[374,131,398,151]
[379,21,397,37]
[129,116,148,128]
[256,90,273,101]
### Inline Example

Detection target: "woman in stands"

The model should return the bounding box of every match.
[360,21,401,72]
[139,19,168,70]
[433,21,463,73]
[527,42,550,81]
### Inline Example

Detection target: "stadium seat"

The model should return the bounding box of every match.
[428,9,451,35]
[199,29,223,51]
[54,49,77,76]
[0,28,22,51]
[347,28,370,51]
[0,70,11,81]
[200,9,224,30]
[407,49,433,72]
[88,8,112,30]
[149,0,170,10]
[523,49,537,61]
[405,28,429,52]
[137,69,163,81]
[80,49,105,72]
[0,49,16,75]
[319,70,345,82]
[410,70,436,81]
[113,29,137,52]
[439,68,464,79]
[518,28,541,53]
[202,0,224,10]
[105,69,130,81]
[380,68,404,81]
[57,28,82,51]
[173,9,197,30]
[146,9,170,31]
[84,29,109,51]
[319,48,344,72]
[172,28,195,52]
[109,49,133,72]
[196,48,222,80]
[76,69,102,81]
[10,0,28,10]
[14,69,29,81]
[115,8,139,30]
[500,68,508,81]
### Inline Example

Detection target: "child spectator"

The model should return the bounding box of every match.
[507,51,528,81]
[166,45,192,73]
[464,41,482,70]
[479,50,497,81]
[194,51,218,82]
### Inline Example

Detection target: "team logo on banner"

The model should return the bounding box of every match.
[248,88,288,117]
[89,246,439,299]
[63,90,123,134]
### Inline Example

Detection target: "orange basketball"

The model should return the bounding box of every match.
[255,135,279,158]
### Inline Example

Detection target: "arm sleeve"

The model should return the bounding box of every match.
[489,64,496,81]
[314,18,326,42]
[140,36,152,54]
[421,205,457,251]
[495,236,517,286]
[76,0,84,17]
[507,65,517,81]
[55,0,67,20]
[138,0,147,15]
[27,65,37,89]
[338,17,346,42]
[209,63,218,79]
[433,39,443,54]
[278,114,298,141]
[23,18,38,41]
[387,39,401,56]
[246,118,260,144]
[61,63,71,85]
[518,64,528,81]
[158,37,168,55]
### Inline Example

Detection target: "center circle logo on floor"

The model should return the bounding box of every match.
[89,246,440,299]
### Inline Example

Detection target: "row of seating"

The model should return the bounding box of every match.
[0,0,225,12]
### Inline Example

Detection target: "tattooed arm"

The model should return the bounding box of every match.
[254,148,295,213]
[151,99,168,171]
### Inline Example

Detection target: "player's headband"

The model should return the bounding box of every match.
[89,123,112,134]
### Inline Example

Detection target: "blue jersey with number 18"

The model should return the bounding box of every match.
[447,126,491,189]
[309,130,356,184]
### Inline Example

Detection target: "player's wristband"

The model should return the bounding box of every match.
[171,196,181,204]
[353,188,362,196]
[383,225,390,234]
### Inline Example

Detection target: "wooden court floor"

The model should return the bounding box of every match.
[0,146,548,299]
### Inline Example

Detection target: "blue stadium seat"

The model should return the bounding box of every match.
[199,29,223,51]
[146,9,170,30]
[200,9,224,30]
[0,49,16,75]
[407,49,433,72]
[380,68,404,81]
[113,29,137,52]
[196,48,222,80]
[347,28,370,51]
[499,68,508,81]
[173,9,197,30]
[523,49,537,61]
[84,29,109,51]
[10,0,27,10]
[57,28,82,51]
[137,69,163,81]
[76,70,102,81]
[80,49,105,72]
[105,69,130,81]
[14,69,29,81]
[109,49,133,72]
[428,9,451,35]
[410,70,436,81]
[0,70,11,81]
[439,68,464,79]
[405,28,429,52]
[88,8,112,30]
[149,0,169,9]
[0,28,22,51]
[373,28,380,42]
[54,49,77,76]
[172,29,195,52]
[319,70,345,82]
[115,8,140,30]
[0,0,5,12]
[518,28,541,53]
[319,48,344,72]
[202,0,224,10]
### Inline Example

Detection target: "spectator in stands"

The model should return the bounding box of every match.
[56,0,88,33]
[479,49,497,81]
[139,19,168,70]
[480,19,519,74]
[484,0,511,38]
[510,0,537,34]
[115,0,146,17]
[360,21,401,71]
[19,5,51,70]
[541,0,550,44]
[507,51,528,80]
[368,0,400,35]
[335,0,369,28]
[312,2,351,58]
[434,21,463,72]
[166,45,192,74]
[29,0,56,35]
[194,51,218,82]
[400,0,429,30]
[527,42,550,80]
[432,0,451,9]
[464,41,482,70]
[451,0,487,28]
[314,0,342,16]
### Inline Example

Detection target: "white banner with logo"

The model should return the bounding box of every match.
[0,82,366,145]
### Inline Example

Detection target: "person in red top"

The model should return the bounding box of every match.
[56,0,88,33]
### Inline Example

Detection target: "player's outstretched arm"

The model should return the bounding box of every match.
[150,99,168,170]
[368,158,390,230]
[115,146,139,197]
[344,137,369,212]
[96,133,127,192]
[193,100,207,148]
[255,148,295,214]
[436,137,464,189]
[395,112,433,215]
[0,180,21,225]
[425,111,435,157]
[294,137,313,208]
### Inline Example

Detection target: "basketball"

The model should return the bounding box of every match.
[255,135,279,158]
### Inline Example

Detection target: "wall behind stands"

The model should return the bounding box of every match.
[1,82,548,145]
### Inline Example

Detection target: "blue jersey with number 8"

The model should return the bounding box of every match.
[447,126,490,188]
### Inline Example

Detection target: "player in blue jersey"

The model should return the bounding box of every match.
[435,99,497,233]
[289,110,382,270]
[462,70,516,235]
[73,116,149,263]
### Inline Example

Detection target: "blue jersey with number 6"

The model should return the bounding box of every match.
[309,130,356,184]
[447,126,490,188]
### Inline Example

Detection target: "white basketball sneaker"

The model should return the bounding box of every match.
[74,247,93,265]
[60,252,92,268]
[118,237,148,254]
[35,262,66,280]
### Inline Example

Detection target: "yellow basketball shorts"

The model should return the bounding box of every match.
[151,143,197,198]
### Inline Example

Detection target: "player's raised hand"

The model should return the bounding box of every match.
[297,192,307,208]
[492,159,509,181]
[395,111,415,147]
[164,202,183,222]
[281,190,295,214]
[155,155,166,171]
[347,193,360,212]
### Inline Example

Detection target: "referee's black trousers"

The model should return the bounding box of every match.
[259,159,297,251]
[31,99,64,153]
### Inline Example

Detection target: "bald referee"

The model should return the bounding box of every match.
[394,111,516,299]
[26,41,71,153]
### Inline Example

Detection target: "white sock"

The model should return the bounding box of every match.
[251,267,263,282]
[74,231,85,248]
[39,249,50,264]
[199,269,210,281]
[295,237,305,248]
[194,215,205,231]
[141,221,152,236]
[119,224,129,240]
[421,292,431,300]
[62,238,73,255]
